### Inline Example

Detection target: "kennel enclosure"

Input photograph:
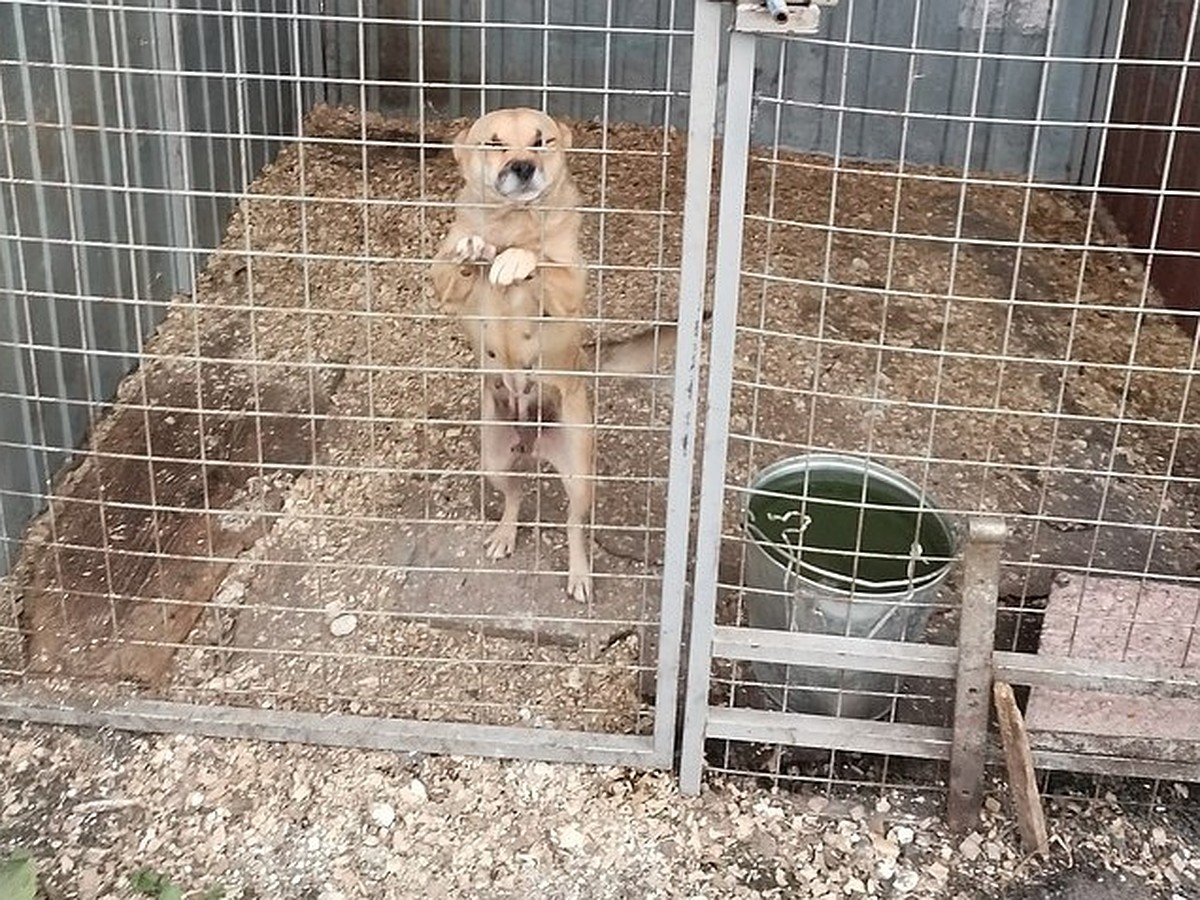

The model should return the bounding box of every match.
[2,0,1199,795]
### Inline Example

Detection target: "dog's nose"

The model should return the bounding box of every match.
[508,159,536,182]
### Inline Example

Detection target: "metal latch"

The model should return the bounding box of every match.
[733,1,838,35]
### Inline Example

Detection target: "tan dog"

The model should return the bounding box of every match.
[431,107,674,602]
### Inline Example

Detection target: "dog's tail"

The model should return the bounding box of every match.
[587,308,711,378]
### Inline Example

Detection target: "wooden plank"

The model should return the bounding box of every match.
[711,625,957,679]
[995,649,1200,700]
[19,357,327,684]
[0,685,661,767]
[705,706,952,760]
[948,516,1005,831]
[1029,749,1200,783]
[993,681,1050,857]
[1025,729,1200,766]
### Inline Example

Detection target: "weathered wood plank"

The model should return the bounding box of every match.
[993,680,1049,857]
[705,706,952,760]
[711,625,958,679]
[948,517,1005,831]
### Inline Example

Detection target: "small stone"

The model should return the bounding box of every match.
[889,825,915,846]
[400,779,428,804]
[984,797,1002,814]
[960,834,982,861]
[329,613,358,637]
[370,801,396,828]
[928,862,949,883]
[556,824,586,851]
[844,876,866,894]
[807,796,829,815]
[1152,827,1168,847]
[78,867,102,899]
[893,870,919,893]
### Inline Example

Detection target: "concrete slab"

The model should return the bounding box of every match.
[1025,574,1200,760]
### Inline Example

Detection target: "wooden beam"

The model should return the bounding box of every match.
[705,706,952,760]
[710,626,958,679]
[993,681,1050,856]
[948,516,1006,831]
[994,650,1200,700]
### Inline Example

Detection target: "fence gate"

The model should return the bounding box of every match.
[677,5,978,794]
[678,0,1200,795]
[0,0,723,771]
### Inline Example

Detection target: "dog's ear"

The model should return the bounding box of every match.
[554,121,573,151]
[451,127,471,166]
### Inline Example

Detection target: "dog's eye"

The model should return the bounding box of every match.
[485,136,503,149]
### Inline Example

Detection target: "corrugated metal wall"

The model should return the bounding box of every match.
[318,0,1118,182]
[0,0,1129,576]
[0,1,302,575]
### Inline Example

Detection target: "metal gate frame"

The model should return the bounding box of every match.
[0,0,723,771]
[674,10,1013,800]
[675,1,1200,797]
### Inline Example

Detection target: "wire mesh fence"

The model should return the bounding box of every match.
[1,0,1198,794]
[0,0,704,765]
[682,0,1200,794]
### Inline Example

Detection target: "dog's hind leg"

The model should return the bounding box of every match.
[537,386,594,603]
[481,418,523,560]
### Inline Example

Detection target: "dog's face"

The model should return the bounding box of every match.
[454,107,573,204]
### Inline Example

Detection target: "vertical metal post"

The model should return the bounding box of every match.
[678,25,758,796]
[947,516,1006,830]
[652,0,724,766]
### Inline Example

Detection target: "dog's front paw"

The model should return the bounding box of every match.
[489,248,538,286]
[454,235,496,265]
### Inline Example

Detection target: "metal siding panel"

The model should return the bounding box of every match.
[0,3,302,574]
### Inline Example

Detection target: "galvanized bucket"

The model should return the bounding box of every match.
[743,454,957,719]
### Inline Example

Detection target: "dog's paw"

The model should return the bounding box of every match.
[489,248,538,286]
[454,235,495,265]
[566,567,592,604]
[484,522,518,559]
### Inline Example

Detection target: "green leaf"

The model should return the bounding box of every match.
[130,869,166,893]
[130,868,184,898]
[202,885,227,900]
[0,855,37,900]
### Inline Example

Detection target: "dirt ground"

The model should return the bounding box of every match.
[4,106,1199,767]
[2,722,1199,900]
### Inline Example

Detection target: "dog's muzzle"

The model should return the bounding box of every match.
[496,158,545,201]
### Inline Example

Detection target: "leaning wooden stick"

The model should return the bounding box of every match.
[993,680,1050,857]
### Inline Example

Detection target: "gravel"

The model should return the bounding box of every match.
[2,723,1198,899]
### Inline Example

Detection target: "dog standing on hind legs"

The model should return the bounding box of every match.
[431,107,595,601]
[431,107,680,603]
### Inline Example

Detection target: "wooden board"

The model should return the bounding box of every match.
[993,680,1050,857]
[20,358,327,683]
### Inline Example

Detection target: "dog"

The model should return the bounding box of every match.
[431,107,677,603]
